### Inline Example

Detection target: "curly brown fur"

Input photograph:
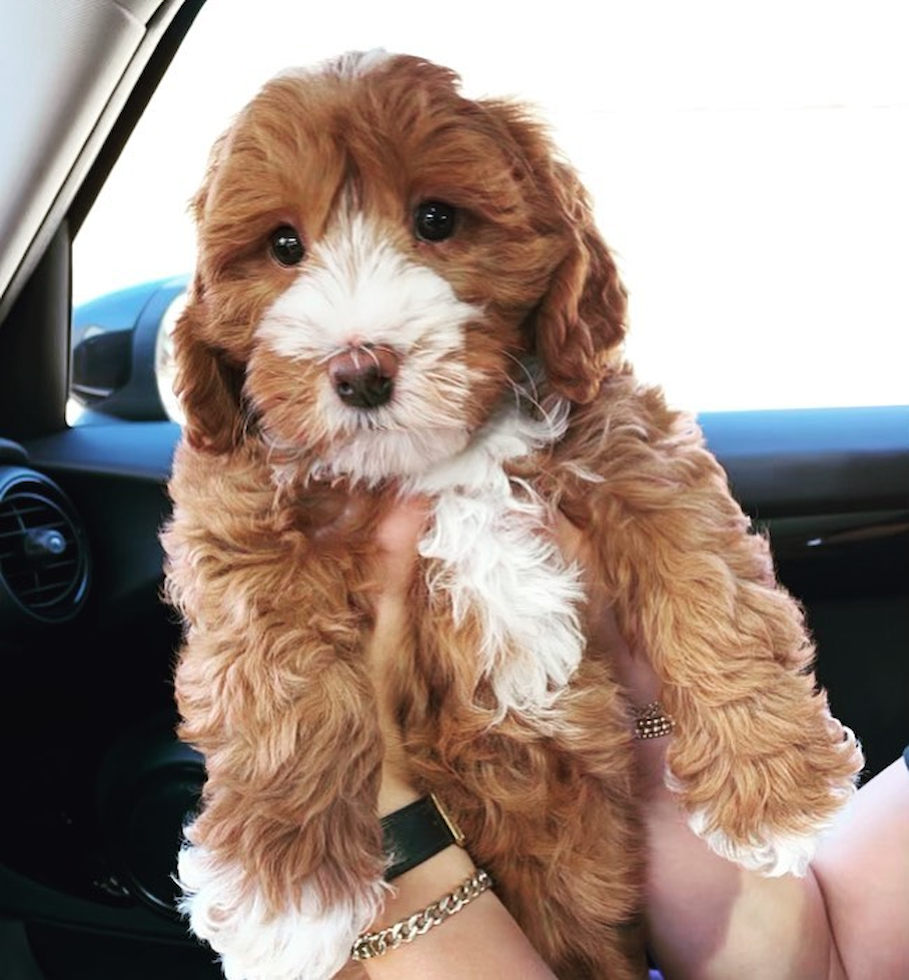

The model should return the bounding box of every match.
[540,376,863,864]
[162,50,861,980]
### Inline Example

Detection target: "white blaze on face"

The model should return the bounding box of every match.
[256,213,482,484]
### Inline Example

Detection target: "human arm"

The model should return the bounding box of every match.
[557,512,909,980]
[812,753,909,980]
[639,739,909,980]
[554,512,848,979]
[636,736,845,980]
[360,497,558,980]
[363,499,908,980]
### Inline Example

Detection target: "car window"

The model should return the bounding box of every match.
[70,0,909,421]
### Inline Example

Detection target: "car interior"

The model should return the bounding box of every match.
[0,2,906,978]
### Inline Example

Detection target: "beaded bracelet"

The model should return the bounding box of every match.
[633,700,676,740]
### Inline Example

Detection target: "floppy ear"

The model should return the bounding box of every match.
[171,131,247,454]
[483,99,628,404]
[171,276,246,454]
[532,164,628,403]
[530,159,628,404]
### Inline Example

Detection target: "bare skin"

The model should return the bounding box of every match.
[361,497,909,980]
[363,497,557,979]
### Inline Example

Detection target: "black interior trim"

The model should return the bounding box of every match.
[25,422,180,483]
[699,405,909,516]
[23,405,909,515]
[0,225,72,439]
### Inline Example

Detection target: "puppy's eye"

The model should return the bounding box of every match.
[269,225,305,266]
[413,201,458,242]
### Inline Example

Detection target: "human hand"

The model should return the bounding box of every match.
[551,509,663,706]
[553,508,672,796]
[366,497,669,812]
[367,495,432,815]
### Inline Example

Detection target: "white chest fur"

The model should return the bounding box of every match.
[409,401,586,722]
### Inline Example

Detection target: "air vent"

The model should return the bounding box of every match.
[0,468,90,625]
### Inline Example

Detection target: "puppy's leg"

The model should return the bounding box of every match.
[175,647,386,980]
[650,531,862,876]
[499,672,647,980]
[174,617,388,980]
[590,446,863,876]
[164,452,387,980]
[404,660,647,980]
[401,526,647,980]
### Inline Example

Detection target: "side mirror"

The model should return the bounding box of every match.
[71,275,188,423]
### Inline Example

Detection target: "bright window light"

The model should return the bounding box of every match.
[73,0,909,412]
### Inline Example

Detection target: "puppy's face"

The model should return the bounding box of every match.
[176,52,626,482]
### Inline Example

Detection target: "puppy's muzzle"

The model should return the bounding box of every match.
[328,344,399,409]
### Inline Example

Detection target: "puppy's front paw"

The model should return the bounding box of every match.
[178,843,385,980]
[686,807,827,877]
[668,715,862,877]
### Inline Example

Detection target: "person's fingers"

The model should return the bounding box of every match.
[367,496,430,784]
[373,495,431,599]
[550,508,671,794]
[552,508,663,705]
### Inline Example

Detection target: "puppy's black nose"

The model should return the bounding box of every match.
[328,346,398,409]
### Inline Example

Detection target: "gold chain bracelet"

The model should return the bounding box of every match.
[351,869,493,961]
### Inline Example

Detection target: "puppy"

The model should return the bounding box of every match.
[161,51,863,980]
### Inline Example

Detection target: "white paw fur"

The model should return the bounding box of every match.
[685,778,857,878]
[177,841,385,980]
[675,723,860,878]
[686,808,821,877]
